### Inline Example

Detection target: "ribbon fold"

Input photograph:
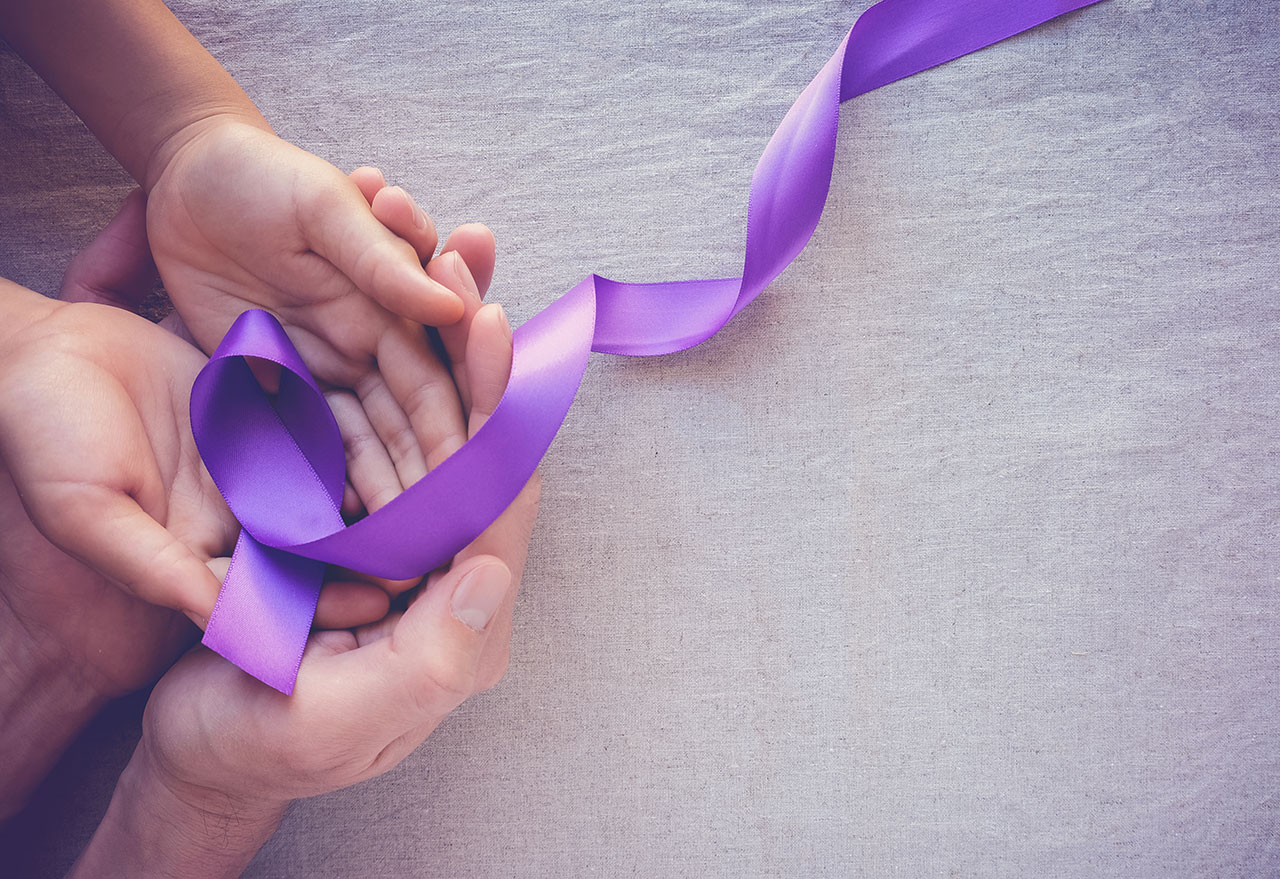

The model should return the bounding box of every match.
[192,0,1103,693]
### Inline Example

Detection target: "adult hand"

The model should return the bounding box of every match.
[69,296,539,878]
[0,277,227,820]
[1,182,444,817]
[0,287,235,622]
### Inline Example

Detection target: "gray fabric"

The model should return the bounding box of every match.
[2,0,1278,875]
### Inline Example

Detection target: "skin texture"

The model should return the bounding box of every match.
[3,176,537,874]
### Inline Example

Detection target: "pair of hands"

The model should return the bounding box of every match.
[0,120,537,843]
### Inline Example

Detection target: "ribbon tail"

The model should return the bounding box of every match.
[202,531,324,694]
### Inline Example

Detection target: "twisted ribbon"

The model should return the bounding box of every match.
[193,0,1103,693]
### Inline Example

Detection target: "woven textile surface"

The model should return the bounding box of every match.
[0,1,1276,876]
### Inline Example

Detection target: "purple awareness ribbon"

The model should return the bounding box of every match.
[192,0,1104,693]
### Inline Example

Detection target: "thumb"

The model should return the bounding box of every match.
[60,188,158,310]
[335,556,513,725]
[31,482,222,625]
[299,176,463,326]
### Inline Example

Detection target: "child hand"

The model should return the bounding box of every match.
[146,123,496,519]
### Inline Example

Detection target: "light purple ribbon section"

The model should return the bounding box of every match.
[192,0,1103,693]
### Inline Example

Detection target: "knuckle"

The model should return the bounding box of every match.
[413,649,478,711]
[385,423,422,466]
[367,486,401,513]
[341,425,383,462]
[400,377,445,423]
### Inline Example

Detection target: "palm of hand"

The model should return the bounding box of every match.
[0,301,238,695]
[145,476,538,806]
[146,121,459,388]
[0,476,191,698]
[144,622,448,801]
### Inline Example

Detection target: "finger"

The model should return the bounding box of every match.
[351,371,432,489]
[349,166,387,205]
[37,482,223,622]
[341,481,364,520]
[299,177,463,326]
[323,555,515,726]
[60,188,158,309]
[370,185,439,263]
[325,388,424,597]
[426,244,492,413]
[314,579,391,629]
[463,302,514,434]
[375,323,468,473]
[329,564,422,600]
[325,389,405,514]
[352,606,403,648]
[453,301,528,686]
[210,547,397,632]
[438,222,497,296]
[460,474,541,690]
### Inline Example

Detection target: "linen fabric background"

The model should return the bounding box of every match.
[1,0,1277,876]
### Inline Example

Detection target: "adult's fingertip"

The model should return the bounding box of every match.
[426,250,481,300]
[465,303,515,433]
[497,303,512,341]
[371,186,438,261]
[450,559,511,632]
[440,223,497,295]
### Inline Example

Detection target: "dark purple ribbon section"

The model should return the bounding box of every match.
[192,0,1103,693]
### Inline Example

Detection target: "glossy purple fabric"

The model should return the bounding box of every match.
[193,0,1103,693]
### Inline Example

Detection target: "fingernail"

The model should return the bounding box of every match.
[448,251,479,296]
[392,186,427,230]
[495,304,512,341]
[451,562,510,631]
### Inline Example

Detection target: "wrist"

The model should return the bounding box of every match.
[0,0,273,188]
[0,279,60,352]
[141,110,273,194]
[0,591,108,820]
[70,738,286,879]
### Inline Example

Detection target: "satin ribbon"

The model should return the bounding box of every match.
[193,0,1103,693]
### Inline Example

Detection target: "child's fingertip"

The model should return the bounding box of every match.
[449,250,481,297]
[496,304,512,342]
[428,278,467,324]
